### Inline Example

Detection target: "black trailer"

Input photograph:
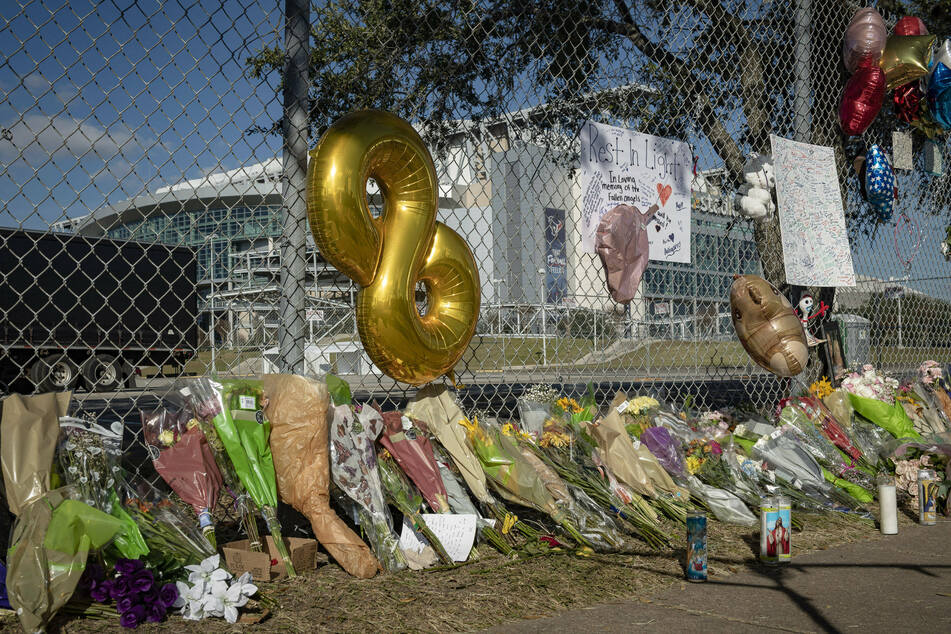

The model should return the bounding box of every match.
[0,228,198,392]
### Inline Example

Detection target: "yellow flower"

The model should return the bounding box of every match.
[810,377,834,399]
[501,513,518,535]
[686,456,702,474]
[626,396,659,415]
[186,418,199,431]
[556,397,582,414]
[539,430,571,448]
[158,429,175,447]
[459,416,479,433]
[501,422,516,436]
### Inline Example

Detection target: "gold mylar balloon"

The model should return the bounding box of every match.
[307,110,480,385]
[730,275,807,377]
[880,34,936,91]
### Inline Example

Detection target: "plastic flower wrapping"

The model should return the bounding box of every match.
[329,404,405,572]
[839,364,899,402]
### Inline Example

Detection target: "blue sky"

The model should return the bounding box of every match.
[0,0,283,229]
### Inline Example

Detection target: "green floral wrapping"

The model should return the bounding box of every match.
[847,393,922,441]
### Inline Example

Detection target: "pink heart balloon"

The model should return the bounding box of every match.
[843,8,887,73]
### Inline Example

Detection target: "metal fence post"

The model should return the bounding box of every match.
[278,0,310,374]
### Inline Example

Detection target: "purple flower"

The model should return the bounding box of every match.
[116,596,136,614]
[90,580,111,603]
[115,559,144,576]
[119,604,146,629]
[80,562,105,589]
[146,602,166,624]
[130,569,155,594]
[158,583,179,609]
[110,576,131,600]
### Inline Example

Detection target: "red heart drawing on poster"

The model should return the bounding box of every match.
[657,183,672,206]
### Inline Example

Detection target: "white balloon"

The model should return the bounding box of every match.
[932,39,951,77]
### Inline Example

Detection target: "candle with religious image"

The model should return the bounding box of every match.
[685,510,707,582]
[918,469,938,526]
[776,495,791,563]
[759,496,778,564]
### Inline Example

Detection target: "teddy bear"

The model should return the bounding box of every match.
[733,153,775,221]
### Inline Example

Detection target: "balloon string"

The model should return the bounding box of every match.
[893,210,921,273]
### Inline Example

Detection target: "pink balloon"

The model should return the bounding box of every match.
[843,8,887,73]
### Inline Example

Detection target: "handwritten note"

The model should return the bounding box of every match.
[579,121,692,262]
[771,135,855,287]
[399,513,477,563]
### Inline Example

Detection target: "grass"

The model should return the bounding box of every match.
[4,501,923,634]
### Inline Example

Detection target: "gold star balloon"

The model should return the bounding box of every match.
[880,34,936,91]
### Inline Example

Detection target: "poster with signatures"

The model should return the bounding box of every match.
[770,135,855,287]
[579,121,692,263]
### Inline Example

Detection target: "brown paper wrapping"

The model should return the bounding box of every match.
[584,395,655,497]
[2,392,71,515]
[262,374,379,579]
[595,204,657,303]
[404,384,491,503]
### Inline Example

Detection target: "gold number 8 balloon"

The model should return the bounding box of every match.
[307,110,481,385]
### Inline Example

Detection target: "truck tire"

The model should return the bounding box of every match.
[29,354,79,391]
[80,354,123,391]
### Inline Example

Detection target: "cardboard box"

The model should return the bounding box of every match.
[222,536,318,582]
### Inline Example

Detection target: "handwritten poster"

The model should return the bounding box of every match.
[771,135,855,287]
[579,121,692,263]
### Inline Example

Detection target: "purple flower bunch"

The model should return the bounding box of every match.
[86,559,181,628]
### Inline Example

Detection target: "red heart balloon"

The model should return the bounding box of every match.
[839,65,886,136]
[894,16,927,36]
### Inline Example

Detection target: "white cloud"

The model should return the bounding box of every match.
[0,113,139,165]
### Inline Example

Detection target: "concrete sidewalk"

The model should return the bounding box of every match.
[489,520,951,633]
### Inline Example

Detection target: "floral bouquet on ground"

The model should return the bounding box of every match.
[140,407,223,548]
[329,404,404,572]
[616,395,661,439]
[183,378,295,577]
[527,417,669,549]
[378,410,451,513]
[462,416,593,548]
[920,361,951,422]
[175,380,260,551]
[82,558,180,628]
[377,451,454,566]
[839,364,899,401]
[57,417,150,561]
[175,554,259,623]
[405,384,531,544]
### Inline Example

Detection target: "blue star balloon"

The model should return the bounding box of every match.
[865,144,895,221]
[927,62,951,129]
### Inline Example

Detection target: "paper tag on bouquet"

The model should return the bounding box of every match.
[615,400,630,414]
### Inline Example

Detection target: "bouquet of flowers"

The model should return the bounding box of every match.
[920,360,951,423]
[378,410,451,513]
[114,475,216,579]
[82,558,180,628]
[174,554,258,623]
[57,417,150,560]
[527,417,669,548]
[507,426,624,552]
[777,406,874,502]
[183,378,296,577]
[462,416,592,548]
[175,379,260,551]
[405,385,531,542]
[377,451,454,565]
[329,404,404,572]
[6,486,124,633]
[839,364,899,402]
[140,407,223,547]
[895,455,934,501]
[848,392,921,441]
[640,426,688,478]
[617,395,661,439]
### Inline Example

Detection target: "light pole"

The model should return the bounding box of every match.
[538,268,547,366]
[492,277,505,368]
[205,233,219,376]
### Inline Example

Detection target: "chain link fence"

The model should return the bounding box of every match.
[2,0,950,437]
